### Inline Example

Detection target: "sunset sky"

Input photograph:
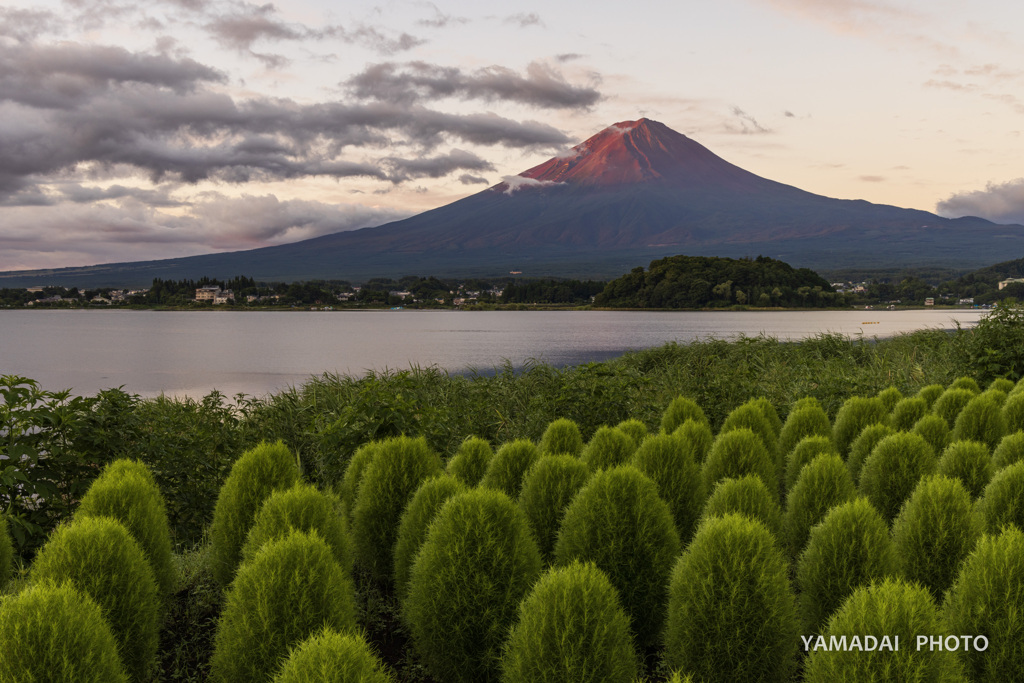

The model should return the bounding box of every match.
[2,0,1024,270]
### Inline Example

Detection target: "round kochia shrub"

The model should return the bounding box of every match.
[944,526,1024,682]
[661,396,708,433]
[846,423,894,485]
[803,579,963,683]
[748,396,783,438]
[974,460,1024,534]
[937,440,993,499]
[209,440,300,586]
[914,413,951,457]
[404,488,541,683]
[932,387,977,427]
[832,396,888,458]
[783,453,856,558]
[1003,392,1024,434]
[479,439,540,498]
[992,431,1024,469]
[702,475,782,538]
[672,418,714,464]
[210,530,358,683]
[720,401,778,457]
[0,582,128,683]
[950,376,981,393]
[351,436,441,583]
[501,562,638,683]
[858,431,937,522]
[517,454,590,562]
[795,498,898,634]
[580,426,635,471]
[240,483,352,576]
[615,418,648,445]
[702,428,778,499]
[339,441,382,522]
[989,377,1016,394]
[777,404,832,462]
[393,475,467,598]
[538,418,583,457]
[917,383,945,408]
[76,459,176,600]
[30,515,160,681]
[630,432,703,543]
[784,435,837,494]
[892,475,981,601]
[665,513,798,683]
[952,394,1006,450]
[446,436,493,487]
[876,386,903,412]
[889,396,929,431]
[554,465,681,648]
[0,514,11,591]
[272,629,393,683]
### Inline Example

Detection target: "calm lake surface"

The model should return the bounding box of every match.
[0,309,986,398]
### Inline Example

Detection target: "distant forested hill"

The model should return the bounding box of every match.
[594,255,837,308]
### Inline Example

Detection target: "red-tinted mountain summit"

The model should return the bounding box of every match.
[2,118,1022,287]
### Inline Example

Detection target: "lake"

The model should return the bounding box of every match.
[0,308,986,398]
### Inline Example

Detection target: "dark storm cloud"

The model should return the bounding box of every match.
[937,178,1024,224]
[381,149,495,182]
[346,60,601,109]
[459,173,488,185]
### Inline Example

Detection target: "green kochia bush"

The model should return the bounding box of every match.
[580,426,635,471]
[952,394,1006,450]
[405,488,541,683]
[272,629,393,683]
[703,428,778,499]
[944,527,1024,682]
[630,432,703,543]
[339,441,382,522]
[720,400,778,458]
[846,424,894,485]
[803,579,964,683]
[209,441,300,587]
[859,432,937,522]
[665,513,798,683]
[661,396,708,433]
[914,413,951,457]
[211,531,358,683]
[447,437,493,487]
[672,418,714,464]
[615,418,648,445]
[889,396,928,431]
[784,435,837,494]
[974,461,1024,533]
[75,459,176,601]
[950,376,981,393]
[240,483,352,576]
[0,515,11,591]
[517,455,590,563]
[1003,393,1024,434]
[554,466,681,648]
[832,396,888,458]
[351,436,442,583]
[538,418,583,457]
[932,387,977,427]
[0,582,128,683]
[876,386,903,412]
[480,439,540,498]
[796,498,898,634]
[702,475,782,538]
[992,431,1024,469]
[749,396,783,437]
[892,475,981,601]
[917,383,945,408]
[777,404,832,462]
[989,377,1016,394]
[393,475,467,598]
[937,440,994,499]
[501,561,638,683]
[783,453,856,559]
[30,515,160,681]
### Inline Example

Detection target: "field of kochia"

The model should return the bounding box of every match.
[2,311,1024,682]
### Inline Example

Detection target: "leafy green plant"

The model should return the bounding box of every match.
[989,377,1016,394]
[876,386,903,412]
[846,423,894,485]
[937,440,993,499]
[749,396,784,437]
[720,400,778,458]
[1002,392,1024,434]
[208,441,300,587]
[783,453,856,559]
[916,383,945,408]
[210,530,358,683]
[75,458,177,601]
[784,435,837,494]
[404,488,541,683]
[893,475,981,601]
[661,396,708,434]
[932,387,977,427]
[554,465,681,648]
[615,418,649,445]
[967,300,1024,381]
[950,376,981,393]
[538,418,584,456]
[777,404,832,462]
[671,418,714,464]
[446,436,493,486]
[501,561,638,683]
[832,396,888,458]
[0,582,128,683]
[630,432,704,543]
[0,515,11,592]
[914,413,951,457]
[702,475,782,537]
[952,394,1006,450]
[479,439,540,498]
[859,432,937,522]
[803,578,964,682]
[665,513,798,683]
[795,498,898,634]
[351,436,442,584]
[30,515,160,681]
[944,526,1024,682]
[702,428,778,499]
[889,396,928,431]
[974,461,1024,533]
[517,454,590,563]
[992,431,1024,469]
[272,629,393,683]
[338,441,382,521]
[580,426,636,471]
[393,475,466,598]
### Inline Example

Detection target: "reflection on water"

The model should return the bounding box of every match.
[0,308,984,398]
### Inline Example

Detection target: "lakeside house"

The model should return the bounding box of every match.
[195,285,234,304]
